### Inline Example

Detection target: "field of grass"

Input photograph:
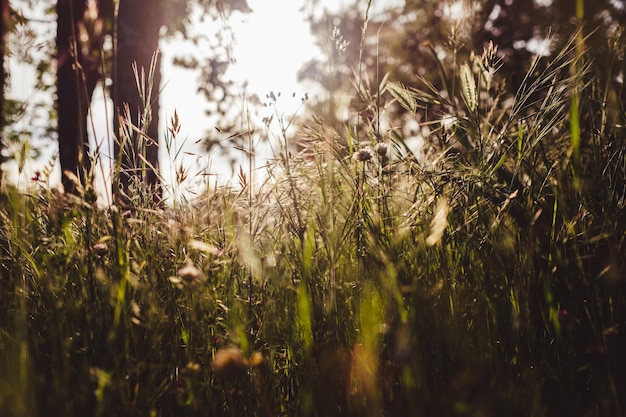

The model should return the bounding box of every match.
[1,29,626,417]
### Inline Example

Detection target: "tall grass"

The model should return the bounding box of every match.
[1,23,625,417]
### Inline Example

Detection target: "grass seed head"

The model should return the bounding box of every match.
[353,147,374,162]
[211,346,248,378]
[374,142,388,157]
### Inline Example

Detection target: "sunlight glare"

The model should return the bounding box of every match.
[227,0,318,104]
[443,1,469,21]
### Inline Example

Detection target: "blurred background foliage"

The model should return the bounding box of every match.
[298,0,625,148]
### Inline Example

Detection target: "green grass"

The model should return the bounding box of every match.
[1,29,626,417]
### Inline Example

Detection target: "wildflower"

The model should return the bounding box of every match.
[93,242,109,256]
[374,142,388,157]
[556,309,569,322]
[130,300,143,326]
[176,262,203,283]
[248,351,264,367]
[211,345,248,378]
[174,379,185,392]
[210,345,264,379]
[353,147,374,162]
[603,325,620,336]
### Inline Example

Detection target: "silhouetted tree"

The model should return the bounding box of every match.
[56,0,104,194]
[55,0,250,202]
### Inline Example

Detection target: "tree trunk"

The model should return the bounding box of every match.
[113,0,163,204]
[56,0,103,194]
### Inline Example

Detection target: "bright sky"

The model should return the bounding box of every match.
[228,0,318,101]
[156,0,320,194]
[160,0,320,132]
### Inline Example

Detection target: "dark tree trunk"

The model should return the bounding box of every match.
[113,0,163,204]
[56,0,103,194]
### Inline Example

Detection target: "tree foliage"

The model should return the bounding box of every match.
[299,0,625,148]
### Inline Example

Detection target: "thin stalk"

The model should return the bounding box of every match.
[244,96,254,334]
[356,0,372,143]
[571,0,585,168]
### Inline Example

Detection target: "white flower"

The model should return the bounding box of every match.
[176,262,203,283]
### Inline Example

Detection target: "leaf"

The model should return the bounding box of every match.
[297,283,313,352]
[387,81,417,114]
